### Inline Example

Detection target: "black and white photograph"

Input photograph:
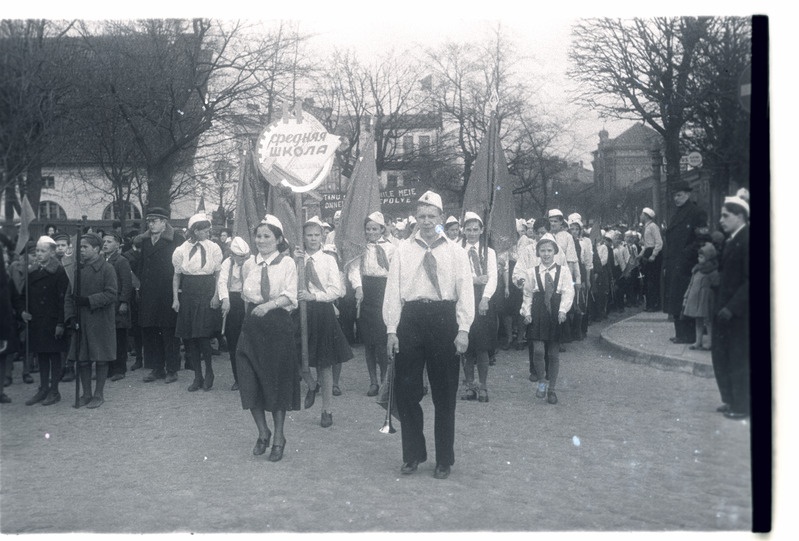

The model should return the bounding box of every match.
[0,1,782,536]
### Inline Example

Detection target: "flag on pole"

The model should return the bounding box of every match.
[336,132,382,268]
[233,144,267,248]
[462,113,517,253]
[15,195,36,255]
[197,194,206,212]
[265,183,300,250]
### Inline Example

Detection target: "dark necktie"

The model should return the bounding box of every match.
[189,242,206,269]
[468,246,483,276]
[305,257,326,292]
[260,262,270,302]
[375,243,390,271]
[544,267,555,312]
[415,239,442,299]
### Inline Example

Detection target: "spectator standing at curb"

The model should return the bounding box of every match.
[681,243,719,351]
[103,232,133,382]
[639,208,663,312]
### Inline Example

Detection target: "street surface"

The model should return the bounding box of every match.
[0,311,751,533]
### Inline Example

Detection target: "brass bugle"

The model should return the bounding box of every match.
[379,359,396,434]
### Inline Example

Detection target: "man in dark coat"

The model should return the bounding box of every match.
[663,181,707,344]
[124,207,185,384]
[712,197,750,419]
[103,232,133,382]
[1,233,17,403]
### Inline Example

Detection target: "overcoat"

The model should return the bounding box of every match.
[106,251,133,329]
[14,258,70,353]
[124,223,184,328]
[65,256,118,362]
[0,247,15,345]
[663,200,706,315]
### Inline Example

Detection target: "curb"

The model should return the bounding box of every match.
[599,322,715,379]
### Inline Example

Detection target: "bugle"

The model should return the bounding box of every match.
[379,359,397,434]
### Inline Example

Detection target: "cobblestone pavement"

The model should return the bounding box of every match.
[0,312,751,533]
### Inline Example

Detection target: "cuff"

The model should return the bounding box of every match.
[386,327,397,335]
[458,325,471,333]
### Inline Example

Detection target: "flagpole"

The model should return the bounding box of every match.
[23,247,30,379]
[295,189,310,380]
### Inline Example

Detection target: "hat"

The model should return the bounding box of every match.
[672,181,693,193]
[567,213,583,227]
[735,187,750,203]
[52,233,70,243]
[303,216,326,229]
[81,232,103,248]
[333,210,342,219]
[642,207,656,219]
[37,235,57,246]
[445,215,460,227]
[188,212,211,230]
[603,230,616,241]
[366,211,386,228]
[723,195,750,217]
[536,233,559,254]
[146,207,170,220]
[102,231,123,244]
[407,215,417,225]
[515,218,527,232]
[321,221,332,230]
[394,221,406,231]
[699,242,717,260]
[463,211,483,226]
[260,214,284,235]
[323,243,337,254]
[229,236,250,256]
[417,190,443,211]
[526,218,537,229]
[547,209,564,219]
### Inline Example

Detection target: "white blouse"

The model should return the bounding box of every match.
[240,252,298,310]
[462,241,498,300]
[302,250,343,303]
[347,239,396,289]
[520,263,575,319]
[172,240,223,276]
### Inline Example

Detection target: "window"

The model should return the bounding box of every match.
[38,201,67,220]
[403,136,414,155]
[102,202,142,221]
[42,176,55,189]
[418,135,431,155]
[387,174,398,189]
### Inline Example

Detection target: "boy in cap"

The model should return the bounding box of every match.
[103,232,133,382]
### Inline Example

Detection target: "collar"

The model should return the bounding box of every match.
[465,241,481,251]
[729,223,746,239]
[38,257,61,274]
[81,256,105,271]
[414,229,448,249]
[141,221,175,242]
[540,262,557,273]
[256,251,281,265]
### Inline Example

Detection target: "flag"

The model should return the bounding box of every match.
[233,144,268,248]
[265,183,300,250]
[15,195,36,255]
[197,194,206,212]
[336,132,381,268]
[462,113,517,254]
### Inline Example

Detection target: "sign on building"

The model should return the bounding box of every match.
[320,185,428,221]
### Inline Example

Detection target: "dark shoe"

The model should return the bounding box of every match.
[25,387,50,406]
[60,368,75,382]
[478,389,489,403]
[86,396,105,409]
[187,377,203,392]
[332,385,342,396]
[367,384,379,397]
[253,432,272,456]
[231,382,239,391]
[23,373,35,384]
[401,459,424,474]
[110,374,125,382]
[321,411,333,428]
[304,383,319,409]
[3,376,11,386]
[77,395,92,407]
[0,393,11,404]
[202,372,214,391]
[130,360,143,371]
[716,404,731,413]
[143,370,165,382]
[164,372,178,384]
[41,391,61,406]
[268,442,285,462]
[489,356,496,366]
[528,372,539,383]
[461,388,477,401]
[547,390,558,404]
[433,464,451,479]
[724,411,748,420]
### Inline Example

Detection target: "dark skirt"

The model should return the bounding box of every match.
[236,308,301,412]
[358,275,388,346]
[176,274,222,339]
[467,285,498,353]
[527,291,562,343]
[503,259,523,317]
[295,301,353,368]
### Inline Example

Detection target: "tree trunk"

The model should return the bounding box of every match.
[146,160,176,213]
[663,127,683,222]
[25,161,44,215]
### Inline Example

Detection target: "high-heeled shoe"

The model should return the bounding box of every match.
[268,441,285,462]
[253,431,272,456]
[304,383,319,409]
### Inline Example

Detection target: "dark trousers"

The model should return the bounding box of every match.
[36,352,62,392]
[225,292,245,383]
[642,252,662,310]
[712,315,750,414]
[110,328,128,376]
[673,314,696,343]
[395,301,459,467]
[141,326,180,374]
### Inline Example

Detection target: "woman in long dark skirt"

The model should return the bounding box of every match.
[235,216,300,462]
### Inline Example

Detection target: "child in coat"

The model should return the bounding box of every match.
[682,243,720,350]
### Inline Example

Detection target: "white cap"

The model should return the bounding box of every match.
[642,207,656,219]
[188,212,211,230]
[407,215,417,225]
[418,190,443,211]
[366,211,386,228]
[333,210,342,219]
[526,218,537,229]
[567,213,583,227]
[445,215,460,227]
[323,243,337,253]
[303,216,326,229]
[536,233,559,253]
[37,235,57,246]
[735,187,750,203]
[624,230,635,237]
[321,221,332,230]
[395,220,406,231]
[229,236,250,256]
[463,211,483,226]
[260,214,283,235]
[547,209,564,219]
[723,196,750,217]
[515,218,527,232]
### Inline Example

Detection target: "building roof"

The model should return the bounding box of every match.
[605,123,661,150]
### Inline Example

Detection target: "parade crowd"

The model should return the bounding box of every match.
[0,183,750,478]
